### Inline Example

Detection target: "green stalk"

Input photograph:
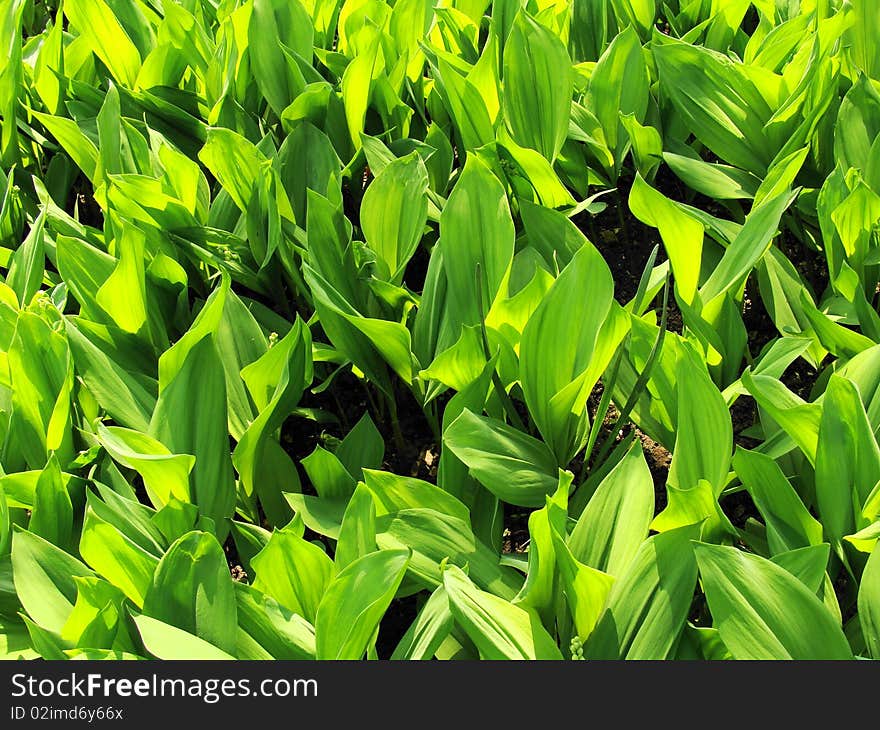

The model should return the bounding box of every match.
[579,349,623,485]
[475,263,527,433]
[589,267,671,472]
[387,391,407,456]
[616,187,631,244]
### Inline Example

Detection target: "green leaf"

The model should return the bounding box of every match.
[335,412,384,479]
[233,317,312,502]
[860,543,880,659]
[315,549,410,659]
[653,38,773,175]
[151,336,236,539]
[815,375,880,551]
[568,440,654,577]
[363,469,472,524]
[440,156,514,332]
[667,347,732,493]
[699,191,797,303]
[584,527,698,659]
[502,11,572,162]
[249,0,312,117]
[251,526,334,622]
[6,311,74,470]
[11,527,94,633]
[376,509,520,599]
[519,241,619,463]
[7,209,45,307]
[587,27,648,174]
[733,448,823,555]
[513,474,569,619]
[234,583,316,660]
[695,542,852,659]
[361,153,429,283]
[391,586,454,660]
[629,174,704,304]
[143,531,237,656]
[302,446,357,500]
[442,565,562,659]
[198,128,267,214]
[95,423,193,509]
[133,615,235,660]
[60,577,127,650]
[335,484,377,570]
[63,0,141,87]
[28,454,73,551]
[443,410,559,507]
[65,319,156,432]
[79,497,159,607]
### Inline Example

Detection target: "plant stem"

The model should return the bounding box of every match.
[616,187,631,244]
[425,400,442,444]
[590,267,670,471]
[387,391,407,455]
[579,349,623,485]
[475,263,528,433]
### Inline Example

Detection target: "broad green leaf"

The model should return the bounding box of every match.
[431,55,495,151]
[440,156,514,332]
[733,448,823,554]
[502,12,572,162]
[551,528,615,641]
[28,454,73,550]
[63,0,141,87]
[233,317,312,501]
[667,347,732,493]
[363,469,471,524]
[587,27,648,173]
[249,0,312,116]
[251,526,334,622]
[514,475,570,619]
[133,615,235,660]
[235,582,316,660]
[695,543,852,659]
[6,311,74,470]
[96,423,193,509]
[568,440,654,577]
[361,153,429,283]
[519,241,618,463]
[629,174,704,304]
[335,484,377,570]
[302,447,356,502]
[654,39,774,175]
[11,527,94,633]
[60,577,127,650]
[65,319,156,432]
[442,565,562,659]
[142,531,237,656]
[443,410,559,508]
[335,412,384,479]
[699,191,797,303]
[315,549,410,659]
[391,586,454,660]
[376,509,521,599]
[770,544,830,595]
[742,371,821,465]
[815,375,880,550]
[151,336,236,538]
[198,128,268,214]
[860,544,880,658]
[79,498,159,607]
[584,527,698,659]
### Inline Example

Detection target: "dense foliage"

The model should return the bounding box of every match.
[1,0,879,660]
